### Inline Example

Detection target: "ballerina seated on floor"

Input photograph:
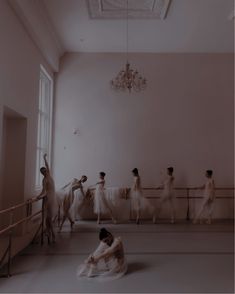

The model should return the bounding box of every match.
[77,228,127,281]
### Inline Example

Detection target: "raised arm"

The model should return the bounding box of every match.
[43,153,50,175]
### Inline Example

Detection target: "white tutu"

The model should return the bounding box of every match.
[160,175,174,201]
[94,186,110,215]
[130,190,154,213]
[69,189,86,219]
[105,187,127,207]
[204,179,215,200]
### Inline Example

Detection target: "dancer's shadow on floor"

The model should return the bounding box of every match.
[126,262,151,275]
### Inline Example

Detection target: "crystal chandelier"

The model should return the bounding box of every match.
[110,0,147,93]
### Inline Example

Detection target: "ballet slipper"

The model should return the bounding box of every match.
[87,266,96,277]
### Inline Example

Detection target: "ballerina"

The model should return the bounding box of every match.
[193,170,215,224]
[77,228,127,281]
[92,172,116,224]
[37,154,56,243]
[156,167,175,224]
[130,168,155,224]
[58,175,87,232]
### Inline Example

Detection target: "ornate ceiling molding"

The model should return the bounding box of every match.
[88,0,171,19]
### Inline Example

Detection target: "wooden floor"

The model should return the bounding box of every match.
[0,220,234,293]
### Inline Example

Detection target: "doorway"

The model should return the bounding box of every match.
[1,106,27,231]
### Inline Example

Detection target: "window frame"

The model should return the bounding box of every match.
[35,65,53,190]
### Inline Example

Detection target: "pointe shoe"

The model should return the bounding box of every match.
[87,268,95,277]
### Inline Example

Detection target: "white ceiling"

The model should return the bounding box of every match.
[42,0,234,53]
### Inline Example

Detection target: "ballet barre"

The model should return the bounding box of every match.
[86,186,234,221]
[0,195,47,278]
[142,187,234,221]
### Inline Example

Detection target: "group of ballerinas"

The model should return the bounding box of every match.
[56,166,215,231]
[37,153,215,243]
[36,155,126,279]
[75,164,215,281]
[37,154,215,280]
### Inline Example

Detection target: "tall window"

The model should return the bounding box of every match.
[35,66,53,189]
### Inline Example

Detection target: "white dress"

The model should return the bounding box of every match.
[105,187,128,210]
[195,178,215,221]
[130,176,154,213]
[161,175,174,200]
[77,237,127,281]
[204,178,215,201]
[56,179,84,219]
[94,180,110,215]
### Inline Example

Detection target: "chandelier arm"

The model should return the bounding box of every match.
[126,0,129,63]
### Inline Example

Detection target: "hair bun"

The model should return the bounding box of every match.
[99,228,111,240]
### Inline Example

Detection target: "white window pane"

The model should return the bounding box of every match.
[36,66,53,188]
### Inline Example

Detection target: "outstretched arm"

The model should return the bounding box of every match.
[61,182,71,190]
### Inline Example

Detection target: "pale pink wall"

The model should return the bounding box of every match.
[54,53,233,186]
[53,52,233,218]
[0,0,54,208]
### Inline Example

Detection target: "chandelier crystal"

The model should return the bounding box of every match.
[111,62,147,92]
[110,0,147,93]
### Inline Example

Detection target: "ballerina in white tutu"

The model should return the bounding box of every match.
[93,172,116,224]
[57,175,87,231]
[156,167,175,223]
[77,228,127,281]
[193,170,215,224]
[130,168,155,224]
